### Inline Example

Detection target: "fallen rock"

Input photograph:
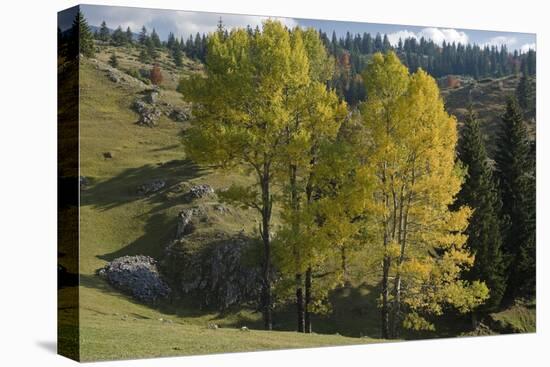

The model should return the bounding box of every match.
[97,255,171,304]
[137,179,166,196]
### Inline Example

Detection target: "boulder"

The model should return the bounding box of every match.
[97,255,171,304]
[137,179,166,196]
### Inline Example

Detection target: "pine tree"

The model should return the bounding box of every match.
[456,106,506,312]
[138,48,150,64]
[99,20,110,42]
[138,26,147,45]
[516,62,534,112]
[151,28,161,48]
[145,36,157,61]
[125,26,133,45]
[69,10,94,58]
[111,26,125,46]
[109,52,118,68]
[495,97,536,302]
[167,32,176,51]
[172,46,183,67]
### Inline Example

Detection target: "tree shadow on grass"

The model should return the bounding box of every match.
[81,158,204,211]
[96,211,178,263]
[79,273,210,319]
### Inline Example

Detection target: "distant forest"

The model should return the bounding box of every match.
[176,26,537,105]
[59,18,537,107]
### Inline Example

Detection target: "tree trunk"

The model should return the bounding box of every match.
[296,273,305,332]
[391,275,402,338]
[381,255,391,339]
[260,168,273,331]
[304,266,312,333]
[341,246,349,284]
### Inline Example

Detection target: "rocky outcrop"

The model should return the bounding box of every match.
[162,233,262,310]
[137,179,166,196]
[132,99,161,127]
[144,89,159,104]
[97,255,171,304]
[174,207,203,238]
[183,184,215,202]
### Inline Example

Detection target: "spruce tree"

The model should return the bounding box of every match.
[172,46,183,67]
[69,10,94,58]
[109,52,118,68]
[138,26,147,45]
[516,62,534,112]
[125,26,133,45]
[99,20,110,42]
[151,28,161,48]
[495,97,536,302]
[111,26,125,46]
[145,36,157,61]
[456,106,506,312]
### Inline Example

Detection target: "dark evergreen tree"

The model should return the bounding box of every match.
[111,26,125,46]
[125,26,133,45]
[151,28,161,48]
[167,32,176,51]
[456,106,507,312]
[139,48,150,64]
[109,52,118,68]
[99,20,110,42]
[138,26,147,45]
[69,10,94,58]
[145,36,157,61]
[495,97,536,302]
[172,46,183,67]
[516,62,535,112]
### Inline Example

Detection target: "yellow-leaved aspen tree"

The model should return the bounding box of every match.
[359,52,489,338]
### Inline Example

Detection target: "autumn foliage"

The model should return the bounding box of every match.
[150,64,163,85]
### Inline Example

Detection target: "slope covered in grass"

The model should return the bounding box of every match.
[68,49,383,361]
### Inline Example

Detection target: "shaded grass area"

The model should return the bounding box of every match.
[489,300,536,333]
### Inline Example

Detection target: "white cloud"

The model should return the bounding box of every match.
[386,30,417,46]
[386,27,468,46]
[418,28,469,45]
[520,43,536,53]
[482,36,517,48]
[83,6,297,40]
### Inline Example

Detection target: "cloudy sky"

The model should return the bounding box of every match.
[59,5,535,52]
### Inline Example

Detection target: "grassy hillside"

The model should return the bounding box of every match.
[65,47,383,361]
[61,43,535,361]
[441,74,536,154]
